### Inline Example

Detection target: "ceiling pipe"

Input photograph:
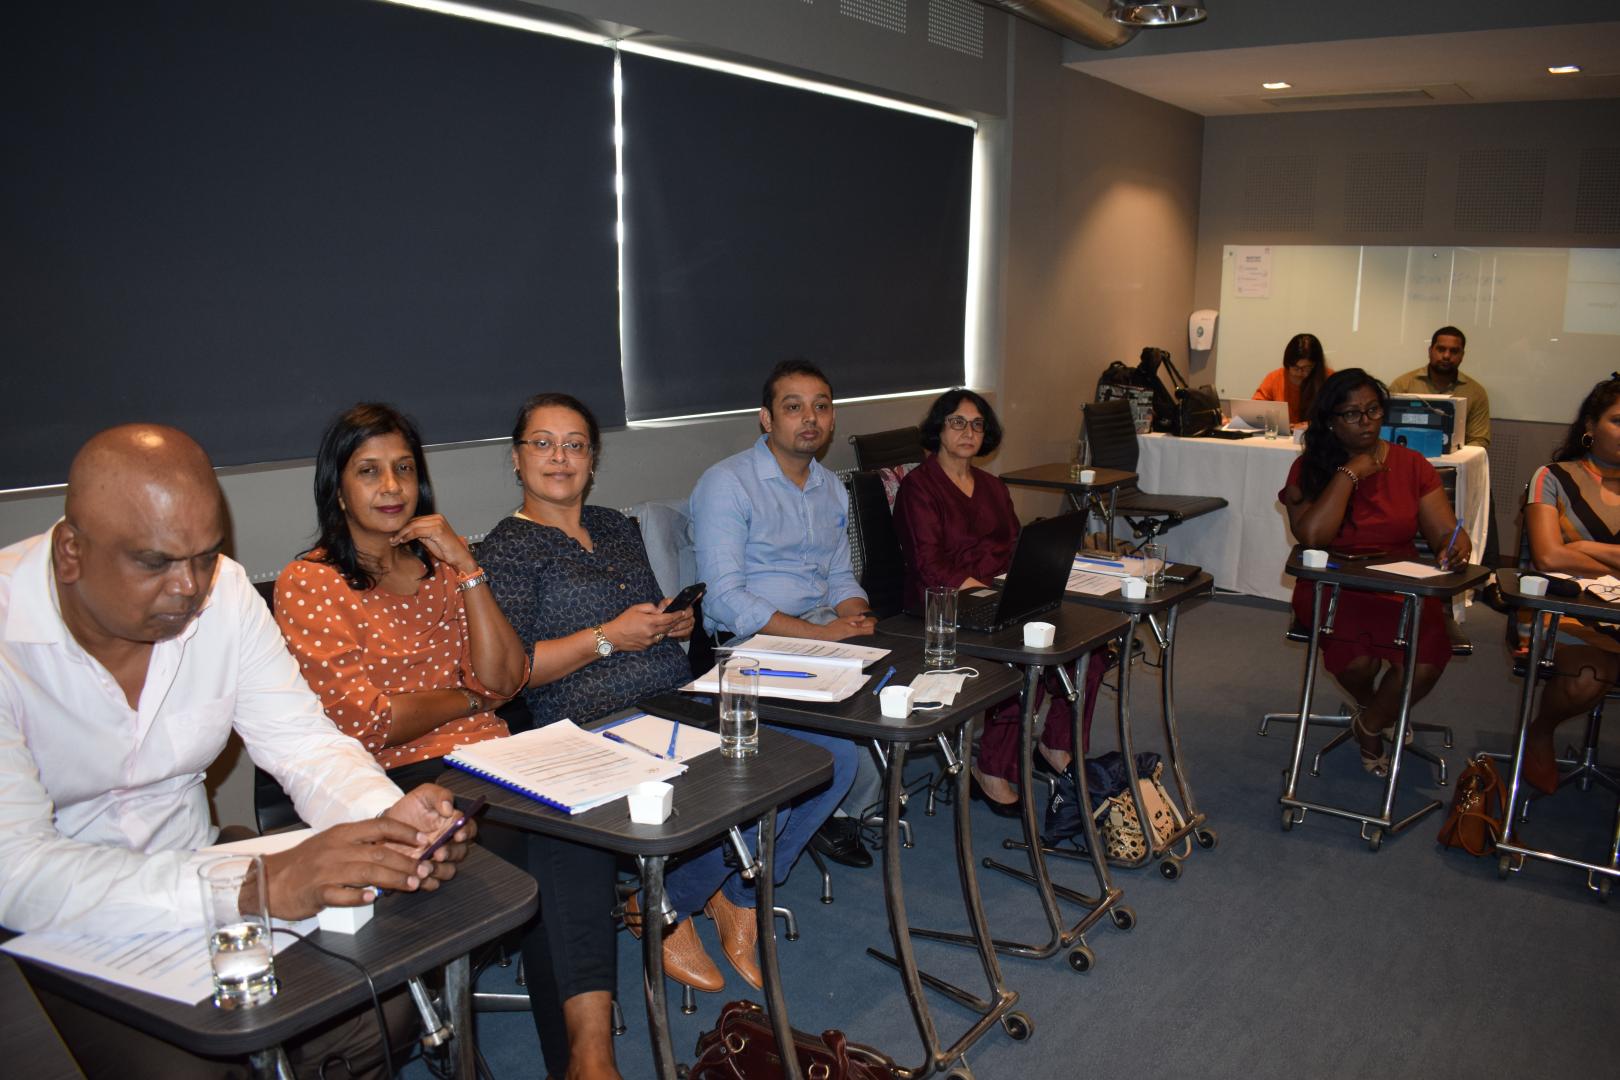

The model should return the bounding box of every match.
[976,0,1138,51]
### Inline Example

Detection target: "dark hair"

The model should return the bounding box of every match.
[511,391,602,457]
[761,358,833,411]
[919,388,1003,456]
[1297,368,1390,503]
[1431,325,1466,350]
[1553,375,1620,463]
[306,402,436,591]
[1282,332,1328,418]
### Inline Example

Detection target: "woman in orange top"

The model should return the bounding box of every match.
[1253,332,1331,426]
[277,404,624,1080]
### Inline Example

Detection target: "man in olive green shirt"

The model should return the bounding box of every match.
[1387,325,1491,449]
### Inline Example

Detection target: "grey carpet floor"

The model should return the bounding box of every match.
[412,595,1620,1079]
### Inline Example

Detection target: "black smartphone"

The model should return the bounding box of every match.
[1163,562,1202,584]
[418,796,486,861]
[1328,549,1387,562]
[662,582,706,614]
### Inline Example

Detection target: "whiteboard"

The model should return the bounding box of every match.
[1214,245,1620,425]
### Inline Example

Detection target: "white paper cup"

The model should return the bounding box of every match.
[1519,575,1549,597]
[1301,548,1329,569]
[628,781,674,824]
[1078,468,1096,484]
[1121,577,1148,600]
[880,684,916,719]
[1023,621,1056,648]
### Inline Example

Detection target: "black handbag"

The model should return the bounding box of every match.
[1173,384,1222,437]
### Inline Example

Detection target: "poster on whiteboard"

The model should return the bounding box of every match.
[1233,246,1272,298]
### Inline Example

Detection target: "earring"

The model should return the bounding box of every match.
[1583,432,1595,449]
[338,497,346,511]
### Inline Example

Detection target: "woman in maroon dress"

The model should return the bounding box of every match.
[895,390,1100,814]
[1280,369,1470,776]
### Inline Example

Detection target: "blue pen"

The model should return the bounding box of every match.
[756,668,817,679]
[1075,555,1127,569]
[603,730,672,760]
[871,665,897,696]
[666,721,680,760]
[1440,520,1462,568]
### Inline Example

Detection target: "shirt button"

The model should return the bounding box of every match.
[618,583,626,590]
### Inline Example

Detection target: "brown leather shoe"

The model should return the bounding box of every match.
[624,893,723,992]
[704,892,763,991]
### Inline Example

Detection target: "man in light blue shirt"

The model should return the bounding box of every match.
[691,360,880,866]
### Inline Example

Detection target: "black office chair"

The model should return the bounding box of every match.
[1081,399,1227,548]
[845,469,907,619]
[848,426,924,472]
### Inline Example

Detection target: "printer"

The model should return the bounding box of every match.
[1381,394,1466,457]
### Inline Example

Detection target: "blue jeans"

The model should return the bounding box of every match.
[663,725,858,916]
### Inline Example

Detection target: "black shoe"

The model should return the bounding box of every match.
[969,773,1022,819]
[810,816,873,868]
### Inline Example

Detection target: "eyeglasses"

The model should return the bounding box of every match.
[1331,403,1386,425]
[1286,360,1316,372]
[516,437,591,458]
[944,416,986,432]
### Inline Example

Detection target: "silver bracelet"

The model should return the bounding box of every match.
[456,571,489,593]
[1335,465,1359,488]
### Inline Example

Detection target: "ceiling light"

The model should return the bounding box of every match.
[1109,2,1208,27]
[1262,81,1291,91]
[1547,64,1582,75]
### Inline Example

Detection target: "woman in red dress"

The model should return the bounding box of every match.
[1280,369,1470,776]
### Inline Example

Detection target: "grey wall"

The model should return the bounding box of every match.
[1193,97,1620,545]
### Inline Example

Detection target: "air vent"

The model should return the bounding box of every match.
[1242,154,1316,231]
[1266,88,1434,109]
[928,0,984,57]
[1344,152,1427,231]
[841,0,907,33]
[1575,147,1620,234]
[1455,148,1546,232]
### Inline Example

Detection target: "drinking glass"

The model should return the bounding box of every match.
[1140,542,1167,590]
[1263,411,1279,439]
[718,653,760,758]
[198,855,277,1009]
[924,586,958,669]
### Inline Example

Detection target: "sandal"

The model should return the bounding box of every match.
[1350,706,1389,777]
[1379,719,1416,747]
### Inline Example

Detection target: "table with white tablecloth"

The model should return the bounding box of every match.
[1128,433,1490,604]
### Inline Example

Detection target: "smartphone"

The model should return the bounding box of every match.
[1163,562,1202,584]
[1328,549,1387,563]
[662,582,706,614]
[417,795,486,861]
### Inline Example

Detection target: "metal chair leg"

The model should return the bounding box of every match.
[807,846,834,904]
[611,996,626,1037]
[774,905,799,941]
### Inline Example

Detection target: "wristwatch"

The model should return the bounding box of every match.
[592,625,615,658]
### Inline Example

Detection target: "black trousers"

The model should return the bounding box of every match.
[390,758,619,1078]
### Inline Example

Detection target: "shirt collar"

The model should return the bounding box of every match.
[1424,367,1472,388]
[749,434,826,490]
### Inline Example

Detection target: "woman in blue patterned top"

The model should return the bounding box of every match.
[482,393,851,1001]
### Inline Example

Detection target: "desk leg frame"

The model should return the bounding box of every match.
[1279,584,1443,849]
[444,954,473,1079]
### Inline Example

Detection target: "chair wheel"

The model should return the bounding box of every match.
[1067,944,1096,972]
[1001,1011,1034,1041]
[1194,827,1218,850]
[1110,906,1136,931]
[1281,808,1296,831]
[1497,855,1513,879]
[1159,857,1181,880]
[1366,829,1383,853]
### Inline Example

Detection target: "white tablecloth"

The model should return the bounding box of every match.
[1129,433,1491,604]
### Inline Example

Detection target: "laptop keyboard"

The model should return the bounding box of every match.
[958,595,1059,634]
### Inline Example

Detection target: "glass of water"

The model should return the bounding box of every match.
[718,653,760,758]
[198,855,277,1009]
[1263,411,1279,439]
[1141,542,1167,590]
[924,586,958,669]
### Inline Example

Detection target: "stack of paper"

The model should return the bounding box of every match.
[685,634,890,704]
[447,720,685,814]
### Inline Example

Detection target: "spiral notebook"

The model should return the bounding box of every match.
[445,720,684,814]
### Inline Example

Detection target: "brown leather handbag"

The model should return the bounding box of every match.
[1437,754,1507,855]
[689,1000,898,1080]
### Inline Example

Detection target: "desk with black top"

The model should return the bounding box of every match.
[441,714,833,1080]
[998,463,1135,531]
[1063,572,1219,879]
[1493,570,1620,896]
[8,845,537,1079]
[671,635,1025,1079]
[0,953,83,1078]
[881,603,1133,975]
[1279,549,1491,849]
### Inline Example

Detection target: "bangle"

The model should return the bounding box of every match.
[461,688,483,716]
[1335,465,1359,487]
[456,571,489,593]
[454,564,485,582]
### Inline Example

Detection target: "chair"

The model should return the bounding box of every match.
[845,469,907,619]
[1081,400,1227,547]
[848,427,924,471]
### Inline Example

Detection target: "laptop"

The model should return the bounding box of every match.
[1226,399,1291,434]
[910,511,1088,633]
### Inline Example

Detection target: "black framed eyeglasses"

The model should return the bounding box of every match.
[1331,403,1386,425]
[944,416,986,432]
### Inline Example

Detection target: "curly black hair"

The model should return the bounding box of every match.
[918,389,1003,457]
[1297,368,1389,504]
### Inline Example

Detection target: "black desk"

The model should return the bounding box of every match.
[713,633,1027,1078]
[0,953,83,1078]
[11,846,536,1078]
[881,604,1133,974]
[1493,570,1620,896]
[442,717,833,1080]
[1280,550,1491,849]
[999,463,1136,530]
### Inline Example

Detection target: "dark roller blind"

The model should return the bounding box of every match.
[1,0,621,488]
[618,54,973,420]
